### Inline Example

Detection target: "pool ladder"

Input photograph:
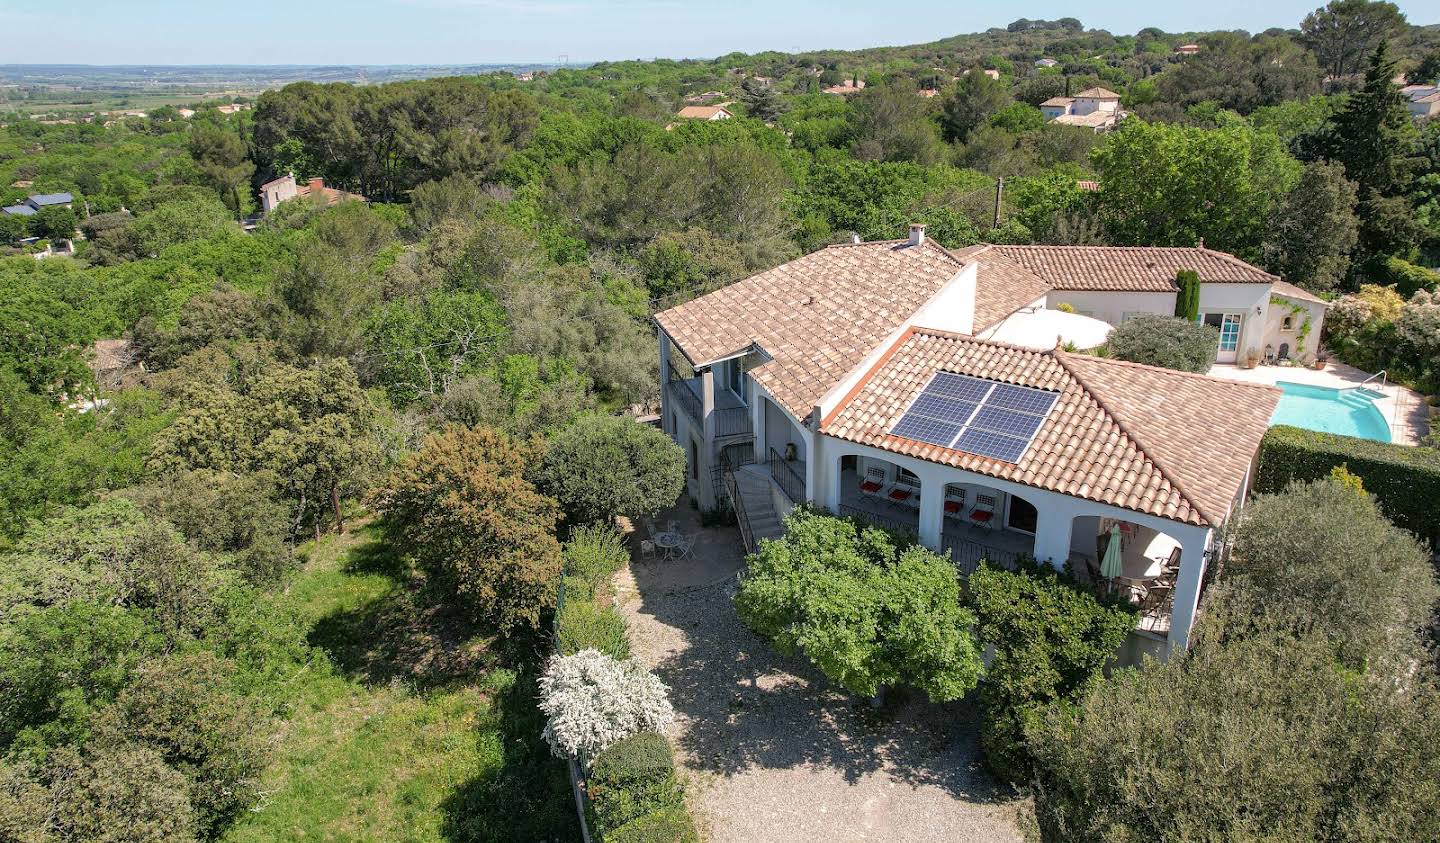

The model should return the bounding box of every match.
[1352,370,1397,435]
[1355,370,1388,393]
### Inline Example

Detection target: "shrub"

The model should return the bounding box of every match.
[557,600,631,659]
[564,524,630,595]
[735,508,983,703]
[91,651,269,837]
[371,426,563,634]
[1218,475,1437,669]
[1028,628,1440,842]
[605,807,700,843]
[1256,425,1440,545]
[0,603,163,750]
[1173,269,1200,320]
[539,649,674,761]
[38,744,199,843]
[967,561,1135,782]
[537,415,686,526]
[1384,256,1440,297]
[587,732,683,833]
[1104,314,1218,373]
[0,499,234,643]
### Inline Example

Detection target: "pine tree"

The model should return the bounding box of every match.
[739,77,786,123]
[1317,40,1418,199]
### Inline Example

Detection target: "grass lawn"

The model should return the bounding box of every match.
[222,522,577,843]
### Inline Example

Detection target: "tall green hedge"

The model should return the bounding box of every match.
[1255,425,1440,545]
[588,732,684,837]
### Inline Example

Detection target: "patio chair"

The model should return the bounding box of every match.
[968,494,997,528]
[858,466,886,498]
[889,473,920,507]
[670,533,700,560]
[1136,583,1173,620]
[943,487,966,519]
[639,539,657,561]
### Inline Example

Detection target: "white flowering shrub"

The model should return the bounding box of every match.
[1396,290,1440,363]
[539,648,675,761]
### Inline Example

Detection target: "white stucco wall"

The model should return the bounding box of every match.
[1044,290,1175,324]
[911,261,979,335]
[1197,284,1272,360]
[1262,296,1328,363]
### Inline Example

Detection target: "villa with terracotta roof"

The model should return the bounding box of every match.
[654,225,1328,659]
[675,104,734,121]
[1041,87,1125,131]
[258,173,367,213]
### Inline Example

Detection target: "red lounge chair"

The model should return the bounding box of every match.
[888,487,912,503]
[944,487,966,516]
[859,466,885,496]
[968,494,997,525]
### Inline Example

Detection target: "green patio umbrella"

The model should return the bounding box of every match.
[1099,524,1124,581]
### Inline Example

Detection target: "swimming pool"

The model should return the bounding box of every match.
[1270,382,1391,442]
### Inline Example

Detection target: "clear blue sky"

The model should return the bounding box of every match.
[2,0,1434,66]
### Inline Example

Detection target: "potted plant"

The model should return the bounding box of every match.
[1243,349,1261,369]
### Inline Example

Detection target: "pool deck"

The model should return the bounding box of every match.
[1208,361,1432,446]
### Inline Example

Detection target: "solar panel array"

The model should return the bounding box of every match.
[888,372,1059,463]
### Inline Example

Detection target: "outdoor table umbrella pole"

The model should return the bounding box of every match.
[1099,524,1125,591]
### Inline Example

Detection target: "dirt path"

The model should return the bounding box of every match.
[616,508,1026,843]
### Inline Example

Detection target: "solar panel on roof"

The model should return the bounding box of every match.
[888,371,1059,463]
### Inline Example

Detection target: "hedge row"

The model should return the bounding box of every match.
[1255,425,1440,545]
[557,526,632,658]
[586,732,691,839]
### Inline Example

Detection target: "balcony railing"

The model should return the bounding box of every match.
[715,406,752,439]
[768,447,807,504]
[667,379,703,428]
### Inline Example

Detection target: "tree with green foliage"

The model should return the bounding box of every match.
[1307,41,1422,259]
[1299,0,1407,79]
[187,125,256,217]
[536,414,685,527]
[371,426,562,634]
[1218,475,1438,670]
[1173,270,1201,320]
[131,198,236,256]
[847,79,945,165]
[739,77,786,123]
[967,561,1135,782]
[30,206,77,242]
[636,228,748,301]
[0,499,233,644]
[0,212,29,244]
[1028,625,1440,841]
[1105,314,1220,373]
[362,289,508,405]
[735,508,984,703]
[1261,160,1359,292]
[1092,119,1299,257]
[941,68,1011,143]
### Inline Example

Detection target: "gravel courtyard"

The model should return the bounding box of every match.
[615,507,1026,843]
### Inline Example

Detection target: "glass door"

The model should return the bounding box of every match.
[1203,313,1242,363]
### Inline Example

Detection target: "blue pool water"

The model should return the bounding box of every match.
[1270,382,1391,442]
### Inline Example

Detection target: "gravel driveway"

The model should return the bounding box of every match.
[616,508,1026,843]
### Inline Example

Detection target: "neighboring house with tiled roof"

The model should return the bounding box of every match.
[1401,84,1440,119]
[1041,87,1125,131]
[675,105,733,121]
[258,173,366,213]
[654,225,1320,657]
[2,192,74,217]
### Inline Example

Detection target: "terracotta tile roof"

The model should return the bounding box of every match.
[676,105,732,119]
[1270,279,1328,306]
[1053,111,1121,128]
[1041,96,1075,107]
[969,247,1053,331]
[1074,87,1121,99]
[993,245,1277,292]
[655,240,969,420]
[823,329,1281,527]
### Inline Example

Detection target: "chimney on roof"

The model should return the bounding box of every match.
[908,223,926,248]
[851,232,862,244]
[308,177,324,192]
[1197,237,1204,249]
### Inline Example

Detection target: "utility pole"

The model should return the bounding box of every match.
[993,176,1004,230]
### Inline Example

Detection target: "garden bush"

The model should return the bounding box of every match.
[967,560,1135,783]
[1383,256,1440,297]
[537,415,686,527]
[1217,474,1437,669]
[604,806,700,843]
[564,524,630,595]
[557,599,631,659]
[539,649,674,761]
[735,508,983,703]
[587,732,683,833]
[1103,314,1219,373]
[1256,425,1440,545]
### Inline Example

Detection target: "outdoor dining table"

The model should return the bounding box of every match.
[654,532,683,554]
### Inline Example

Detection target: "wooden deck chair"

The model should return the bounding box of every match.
[968,494,997,527]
